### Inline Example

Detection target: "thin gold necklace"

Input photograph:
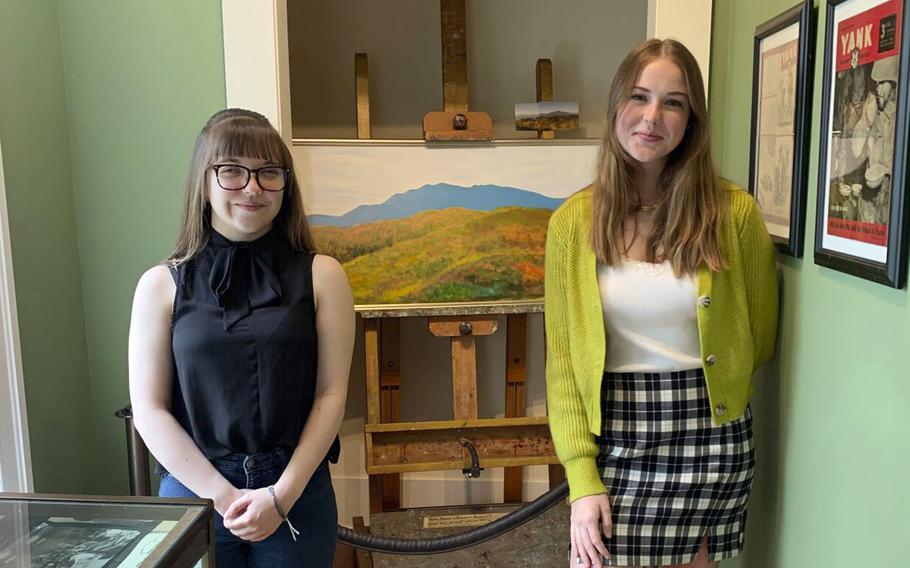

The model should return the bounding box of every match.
[636,187,666,212]
[638,201,660,212]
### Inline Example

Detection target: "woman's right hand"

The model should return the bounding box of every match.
[569,493,612,567]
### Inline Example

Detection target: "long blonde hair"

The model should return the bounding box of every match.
[592,39,727,275]
[168,108,314,263]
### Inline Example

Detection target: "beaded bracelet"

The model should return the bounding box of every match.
[267,485,300,542]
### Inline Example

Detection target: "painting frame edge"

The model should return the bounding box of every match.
[293,137,600,314]
[748,0,815,258]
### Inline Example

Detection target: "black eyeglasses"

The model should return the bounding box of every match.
[211,164,289,192]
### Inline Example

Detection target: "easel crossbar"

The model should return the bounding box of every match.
[365,418,558,474]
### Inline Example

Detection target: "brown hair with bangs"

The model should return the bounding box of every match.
[592,39,727,275]
[168,108,314,263]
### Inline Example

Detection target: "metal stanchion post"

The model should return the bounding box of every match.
[114,405,152,496]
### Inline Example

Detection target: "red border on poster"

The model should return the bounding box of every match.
[828,217,888,245]
[835,0,901,73]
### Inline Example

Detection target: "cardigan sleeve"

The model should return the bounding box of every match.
[736,194,780,370]
[544,215,606,502]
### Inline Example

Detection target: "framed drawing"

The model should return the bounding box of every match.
[749,0,815,257]
[292,140,598,311]
[816,0,910,287]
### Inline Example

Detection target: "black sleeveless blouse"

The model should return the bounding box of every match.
[168,228,339,462]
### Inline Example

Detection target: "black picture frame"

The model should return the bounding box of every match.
[815,0,910,287]
[749,0,815,257]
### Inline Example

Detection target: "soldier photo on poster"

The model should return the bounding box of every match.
[822,0,901,260]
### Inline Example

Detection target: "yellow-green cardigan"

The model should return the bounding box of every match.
[544,184,779,502]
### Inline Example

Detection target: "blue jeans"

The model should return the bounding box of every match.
[159,448,337,567]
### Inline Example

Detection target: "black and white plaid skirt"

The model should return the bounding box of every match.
[595,369,754,567]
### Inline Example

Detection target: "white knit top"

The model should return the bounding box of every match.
[596,258,702,372]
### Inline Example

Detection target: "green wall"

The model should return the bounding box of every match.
[0,0,94,494]
[710,1,910,566]
[55,0,226,493]
[0,0,224,494]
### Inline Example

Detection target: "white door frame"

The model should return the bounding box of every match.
[0,137,33,493]
[221,0,293,141]
[648,0,713,100]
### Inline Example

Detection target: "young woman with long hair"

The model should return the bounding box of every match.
[128,108,354,567]
[546,40,778,568]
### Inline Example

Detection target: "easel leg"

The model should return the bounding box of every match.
[548,464,566,490]
[352,516,373,568]
[365,318,401,513]
[504,314,527,503]
[441,0,467,112]
[379,319,401,511]
[364,319,382,514]
[451,334,479,420]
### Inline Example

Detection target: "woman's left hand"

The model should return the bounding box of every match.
[222,488,284,542]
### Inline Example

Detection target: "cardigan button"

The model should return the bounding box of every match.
[705,354,717,366]
[698,295,711,308]
[714,404,727,417]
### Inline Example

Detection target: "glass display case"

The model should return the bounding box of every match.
[0,493,213,567]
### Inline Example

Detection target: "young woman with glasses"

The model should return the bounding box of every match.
[546,40,778,568]
[128,108,354,567]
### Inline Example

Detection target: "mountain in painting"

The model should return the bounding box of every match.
[312,206,550,304]
[308,183,563,227]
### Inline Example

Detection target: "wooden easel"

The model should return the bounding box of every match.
[361,304,559,515]
[338,9,568,568]
[355,0,564,519]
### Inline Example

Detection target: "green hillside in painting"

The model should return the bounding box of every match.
[312,206,551,305]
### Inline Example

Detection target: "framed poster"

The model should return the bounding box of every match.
[816,0,910,287]
[749,0,815,257]
[292,140,598,311]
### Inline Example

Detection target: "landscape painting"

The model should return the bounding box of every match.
[292,141,598,308]
[515,102,580,131]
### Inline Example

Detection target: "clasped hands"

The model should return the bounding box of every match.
[216,487,285,542]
